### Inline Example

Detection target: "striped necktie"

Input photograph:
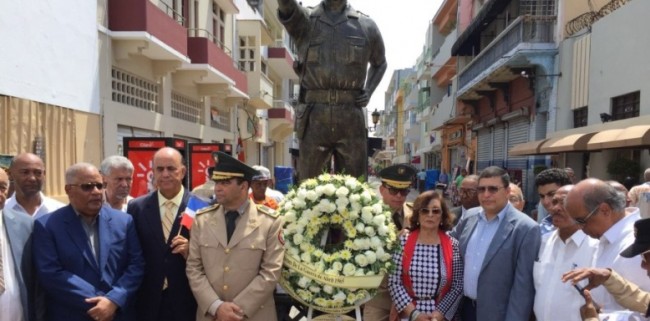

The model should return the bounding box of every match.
[162,200,176,241]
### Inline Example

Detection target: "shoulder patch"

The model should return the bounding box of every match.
[196,204,220,215]
[257,204,279,218]
[405,202,413,209]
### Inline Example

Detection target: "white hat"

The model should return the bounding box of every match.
[252,165,271,180]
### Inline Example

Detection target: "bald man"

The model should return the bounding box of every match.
[508,183,525,212]
[6,153,64,219]
[565,179,650,315]
[127,147,197,321]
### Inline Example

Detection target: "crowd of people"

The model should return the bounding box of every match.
[2,148,650,321]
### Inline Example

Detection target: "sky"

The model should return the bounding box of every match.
[297,0,444,115]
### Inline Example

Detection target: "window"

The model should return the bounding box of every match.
[212,2,226,48]
[238,36,256,72]
[573,106,588,128]
[611,91,640,121]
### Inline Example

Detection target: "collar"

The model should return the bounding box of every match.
[479,203,510,222]
[157,186,185,208]
[6,191,45,210]
[602,208,639,244]
[73,207,100,225]
[227,199,251,215]
[557,229,588,246]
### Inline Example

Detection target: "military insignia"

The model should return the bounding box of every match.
[257,204,279,218]
[212,153,219,164]
[405,202,413,209]
[278,230,285,245]
[634,226,638,238]
[196,203,220,215]
[398,167,405,175]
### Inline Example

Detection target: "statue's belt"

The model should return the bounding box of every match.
[304,90,360,105]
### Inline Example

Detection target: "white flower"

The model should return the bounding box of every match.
[377,224,389,236]
[343,263,356,276]
[284,211,297,223]
[333,292,346,302]
[314,185,325,196]
[348,210,359,220]
[349,194,361,203]
[309,286,321,294]
[355,223,365,232]
[323,184,336,196]
[365,250,377,264]
[298,277,311,288]
[332,261,343,271]
[318,173,331,182]
[323,285,334,294]
[293,234,304,245]
[345,178,359,190]
[288,247,300,258]
[372,203,384,215]
[361,191,372,203]
[372,214,386,226]
[305,190,318,201]
[336,198,349,212]
[370,236,383,249]
[293,198,306,209]
[354,269,365,276]
[301,252,312,263]
[318,199,334,213]
[335,186,350,198]
[315,261,326,272]
[351,202,362,212]
[355,254,369,267]
[361,207,374,224]
[283,201,294,210]
[364,226,376,237]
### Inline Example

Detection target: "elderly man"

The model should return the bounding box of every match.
[564,178,650,315]
[450,175,480,224]
[451,166,540,321]
[127,147,197,321]
[533,185,598,321]
[6,152,64,219]
[508,183,525,212]
[33,163,144,321]
[364,164,415,321]
[278,0,387,180]
[186,152,284,321]
[563,217,650,320]
[1,168,36,321]
[100,156,134,211]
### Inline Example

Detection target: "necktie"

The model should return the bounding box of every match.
[392,211,402,231]
[162,200,176,241]
[226,211,239,244]
[0,231,5,294]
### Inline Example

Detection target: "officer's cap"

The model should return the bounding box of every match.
[621,218,650,258]
[211,151,258,181]
[379,164,416,189]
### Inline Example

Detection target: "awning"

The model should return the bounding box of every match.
[539,133,596,154]
[508,138,549,156]
[587,125,650,150]
[411,156,421,164]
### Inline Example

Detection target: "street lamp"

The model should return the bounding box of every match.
[371,109,380,131]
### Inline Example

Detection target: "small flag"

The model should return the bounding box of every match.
[180,195,209,230]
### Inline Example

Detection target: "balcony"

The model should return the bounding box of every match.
[181,29,248,98]
[457,15,557,96]
[268,100,294,140]
[109,0,189,73]
[247,72,274,109]
[267,40,298,80]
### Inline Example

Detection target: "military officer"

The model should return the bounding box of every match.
[364,164,416,321]
[278,0,387,181]
[186,152,284,321]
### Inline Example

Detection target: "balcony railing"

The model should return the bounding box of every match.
[458,15,556,90]
[187,28,237,68]
[158,0,185,26]
[210,110,231,131]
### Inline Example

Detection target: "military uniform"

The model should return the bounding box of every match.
[279,1,387,180]
[186,152,285,321]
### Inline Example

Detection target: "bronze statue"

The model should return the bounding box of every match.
[278,0,387,181]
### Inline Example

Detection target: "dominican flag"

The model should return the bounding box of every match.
[180,195,209,230]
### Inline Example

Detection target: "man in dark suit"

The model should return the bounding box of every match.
[450,174,479,224]
[451,166,540,321]
[127,147,196,321]
[33,163,144,321]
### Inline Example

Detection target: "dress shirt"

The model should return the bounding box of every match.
[0,213,25,321]
[104,192,133,212]
[533,229,598,321]
[539,214,556,236]
[593,209,650,314]
[5,192,64,220]
[463,203,508,299]
[76,211,100,262]
[157,187,185,220]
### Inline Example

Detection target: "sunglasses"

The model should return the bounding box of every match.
[68,182,107,192]
[477,185,506,194]
[574,204,600,225]
[459,187,477,195]
[385,185,410,197]
[419,208,442,215]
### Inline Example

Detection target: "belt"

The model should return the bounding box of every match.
[304,90,360,105]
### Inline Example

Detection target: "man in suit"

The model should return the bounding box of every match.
[127,147,197,321]
[450,175,479,224]
[32,163,144,321]
[364,164,415,321]
[451,166,540,321]
[1,167,37,321]
[186,151,284,321]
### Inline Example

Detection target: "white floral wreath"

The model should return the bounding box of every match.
[278,173,399,314]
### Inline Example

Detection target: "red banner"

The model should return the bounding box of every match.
[127,150,156,198]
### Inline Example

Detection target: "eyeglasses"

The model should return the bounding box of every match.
[574,204,600,225]
[508,195,522,203]
[384,185,410,197]
[419,208,442,216]
[68,182,107,192]
[477,185,505,194]
[459,187,477,195]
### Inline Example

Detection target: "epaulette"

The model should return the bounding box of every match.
[257,204,279,218]
[196,204,220,215]
[355,9,369,18]
[405,202,413,209]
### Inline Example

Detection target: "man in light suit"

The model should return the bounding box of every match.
[33,163,144,321]
[1,167,37,321]
[186,151,284,321]
[451,166,540,321]
[127,147,197,321]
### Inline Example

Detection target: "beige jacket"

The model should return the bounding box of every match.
[584,270,650,321]
[186,203,284,321]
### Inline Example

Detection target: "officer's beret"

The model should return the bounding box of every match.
[379,164,416,189]
[211,151,259,181]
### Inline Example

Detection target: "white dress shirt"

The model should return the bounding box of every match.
[0,213,25,321]
[534,229,598,321]
[5,192,65,219]
[592,209,650,314]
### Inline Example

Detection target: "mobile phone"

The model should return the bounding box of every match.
[574,284,601,312]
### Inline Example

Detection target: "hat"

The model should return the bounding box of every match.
[379,164,416,189]
[211,151,259,181]
[620,218,650,258]
[252,165,271,181]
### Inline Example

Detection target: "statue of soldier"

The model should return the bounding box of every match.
[278,0,387,181]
